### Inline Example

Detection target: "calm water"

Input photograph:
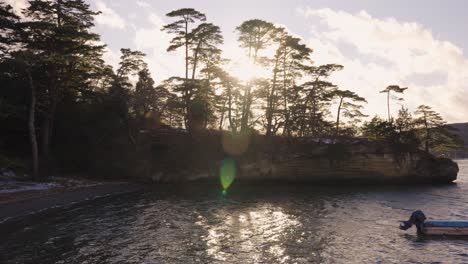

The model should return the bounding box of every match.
[1,160,468,263]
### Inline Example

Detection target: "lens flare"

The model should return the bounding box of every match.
[220,158,237,190]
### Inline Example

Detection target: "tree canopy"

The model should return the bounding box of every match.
[0,3,464,178]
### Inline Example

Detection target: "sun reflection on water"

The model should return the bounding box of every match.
[195,204,300,263]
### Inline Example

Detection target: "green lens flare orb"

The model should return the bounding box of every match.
[220,158,236,190]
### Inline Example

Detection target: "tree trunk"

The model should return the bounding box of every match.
[191,41,202,81]
[387,91,391,121]
[240,49,258,133]
[282,56,292,137]
[184,18,191,133]
[26,69,39,180]
[185,19,189,96]
[336,97,343,137]
[424,116,429,152]
[266,57,280,137]
[311,89,317,137]
[240,86,250,132]
[227,82,235,132]
[219,100,226,130]
[309,77,320,137]
[41,94,58,161]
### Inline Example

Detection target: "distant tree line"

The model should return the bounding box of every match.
[0,3,463,178]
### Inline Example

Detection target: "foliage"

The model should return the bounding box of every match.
[414,105,464,152]
[0,3,461,178]
[329,89,367,136]
[380,85,408,120]
[362,105,462,153]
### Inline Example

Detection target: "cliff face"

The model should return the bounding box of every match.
[239,138,460,183]
[240,151,458,183]
[121,131,459,184]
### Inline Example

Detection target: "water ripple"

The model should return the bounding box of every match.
[0,160,467,263]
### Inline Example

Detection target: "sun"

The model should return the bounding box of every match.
[228,56,269,82]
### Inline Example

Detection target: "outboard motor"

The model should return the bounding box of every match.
[400,210,426,234]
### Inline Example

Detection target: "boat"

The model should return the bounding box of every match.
[422,221,468,235]
[400,210,468,235]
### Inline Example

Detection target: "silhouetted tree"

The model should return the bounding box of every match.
[0,3,21,56]
[22,0,105,161]
[189,23,223,80]
[265,27,312,137]
[362,116,396,142]
[329,89,367,136]
[292,64,342,137]
[162,8,206,131]
[5,2,461,180]
[1,5,43,179]
[236,19,275,132]
[214,70,242,132]
[133,68,157,120]
[395,107,420,150]
[159,77,187,128]
[109,48,147,144]
[380,85,408,120]
[414,105,463,152]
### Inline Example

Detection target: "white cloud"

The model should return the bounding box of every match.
[133,13,184,82]
[95,1,126,29]
[298,7,468,123]
[136,1,151,8]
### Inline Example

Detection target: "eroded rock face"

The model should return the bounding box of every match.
[238,141,460,184]
[239,153,459,184]
[412,156,459,183]
[142,133,459,184]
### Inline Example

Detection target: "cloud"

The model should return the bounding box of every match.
[298,7,468,123]
[133,13,185,83]
[94,1,126,29]
[136,1,151,8]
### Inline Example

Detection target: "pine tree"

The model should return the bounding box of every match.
[380,85,408,120]
[22,0,105,160]
[414,105,462,152]
[0,3,41,179]
[294,64,343,137]
[162,8,207,132]
[236,19,275,132]
[0,3,21,56]
[329,89,367,136]
[265,27,312,137]
[133,68,156,119]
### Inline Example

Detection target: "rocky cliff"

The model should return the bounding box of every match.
[240,146,458,184]
[137,131,459,184]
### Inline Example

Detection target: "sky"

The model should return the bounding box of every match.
[6,0,468,123]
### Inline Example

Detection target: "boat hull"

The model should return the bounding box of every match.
[423,227,468,235]
[423,221,468,235]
